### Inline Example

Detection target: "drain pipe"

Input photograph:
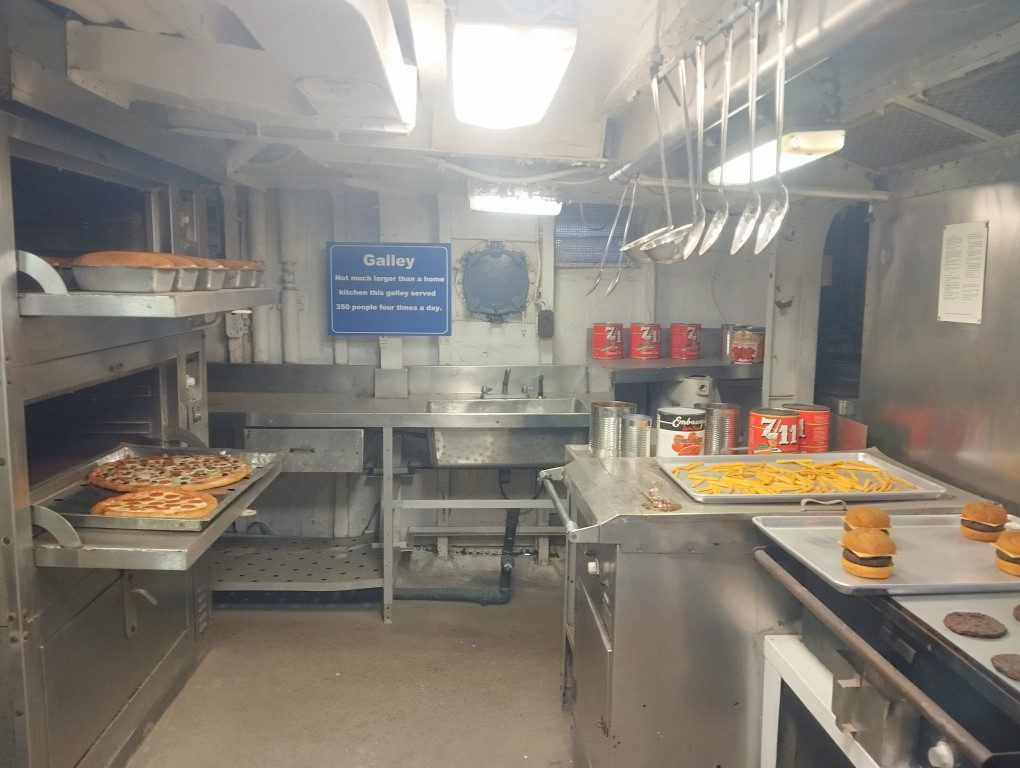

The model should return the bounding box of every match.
[279,188,302,364]
[394,507,522,606]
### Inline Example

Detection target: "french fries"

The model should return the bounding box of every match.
[669,459,917,495]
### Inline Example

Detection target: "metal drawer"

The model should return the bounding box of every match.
[242,428,364,473]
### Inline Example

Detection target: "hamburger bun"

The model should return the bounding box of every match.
[76,251,177,269]
[994,530,1020,577]
[843,505,891,533]
[840,528,896,580]
[961,501,1008,542]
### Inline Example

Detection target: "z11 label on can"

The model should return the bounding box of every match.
[748,408,800,454]
[785,403,831,453]
[630,323,661,359]
[669,323,702,360]
[592,322,623,359]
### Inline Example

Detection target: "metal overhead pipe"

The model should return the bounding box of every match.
[633,177,890,202]
[609,0,922,183]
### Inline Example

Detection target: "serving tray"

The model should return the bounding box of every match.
[657,451,946,504]
[753,514,1020,595]
[33,444,284,532]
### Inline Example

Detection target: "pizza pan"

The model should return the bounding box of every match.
[34,444,285,531]
[753,514,1020,595]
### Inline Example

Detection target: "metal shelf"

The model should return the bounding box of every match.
[19,287,279,318]
[211,536,384,592]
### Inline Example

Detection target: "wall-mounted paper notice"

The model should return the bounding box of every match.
[937,221,988,324]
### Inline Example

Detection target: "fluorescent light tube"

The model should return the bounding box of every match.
[708,130,846,185]
[452,20,577,129]
[469,187,562,216]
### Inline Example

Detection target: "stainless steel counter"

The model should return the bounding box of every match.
[588,356,763,385]
[209,391,592,429]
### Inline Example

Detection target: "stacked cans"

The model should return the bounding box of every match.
[748,407,801,453]
[589,401,636,458]
[785,403,831,453]
[701,403,740,455]
[621,414,653,457]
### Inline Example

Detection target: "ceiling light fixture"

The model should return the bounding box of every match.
[468,185,563,216]
[707,129,846,186]
[452,20,577,129]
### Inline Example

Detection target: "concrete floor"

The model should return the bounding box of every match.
[126,556,572,768]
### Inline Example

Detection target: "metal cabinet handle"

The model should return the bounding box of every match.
[289,447,316,453]
[130,587,159,607]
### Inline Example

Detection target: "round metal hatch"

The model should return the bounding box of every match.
[461,241,529,322]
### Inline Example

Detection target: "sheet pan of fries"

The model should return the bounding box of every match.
[656,451,946,504]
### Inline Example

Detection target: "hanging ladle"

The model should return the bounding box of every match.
[606,179,638,295]
[585,186,628,296]
[680,39,708,259]
[754,0,790,254]
[699,28,733,255]
[730,0,762,254]
[621,67,688,253]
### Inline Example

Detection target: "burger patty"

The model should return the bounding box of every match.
[962,519,1005,533]
[842,549,892,568]
[995,550,1020,565]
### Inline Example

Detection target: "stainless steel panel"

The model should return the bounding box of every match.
[41,571,187,768]
[573,580,613,768]
[861,182,1020,509]
[19,286,279,318]
[658,451,947,504]
[429,427,588,467]
[754,514,1020,594]
[242,428,364,473]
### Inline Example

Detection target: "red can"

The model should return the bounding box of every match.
[591,322,624,359]
[786,403,831,453]
[748,408,801,454]
[629,323,661,359]
[669,323,702,359]
[730,326,765,364]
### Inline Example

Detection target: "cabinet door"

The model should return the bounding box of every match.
[573,579,613,768]
[41,571,188,768]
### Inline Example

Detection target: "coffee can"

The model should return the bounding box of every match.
[748,407,800,454]
[785,403,831,453]
[656,406,707,457]
[630,323,661,359]
[669,323,702,360]
[591,322,624,360]
[621,414,653,457]
[730,326,765,364]
[702,403,740,455]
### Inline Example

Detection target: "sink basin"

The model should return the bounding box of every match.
[424,397,588,467]
[426,397,586,415]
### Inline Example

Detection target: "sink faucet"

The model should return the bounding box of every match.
[480,385,493,399]
[502,368,511,396]
[537,374,545,399]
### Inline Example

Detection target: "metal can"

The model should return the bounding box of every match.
[702,402,740,455]
[669,323,702,359]
[721,323,738,358]
[730,326,765,364]
[630,323,661,359]
[748,407,800,454]
[591,322,624,359]
[656,407,706,457]
[589,401,636,457]
[621,414,653,457]
[785,403,831,453]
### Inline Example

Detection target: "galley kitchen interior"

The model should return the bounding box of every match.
[2,1,1020,767]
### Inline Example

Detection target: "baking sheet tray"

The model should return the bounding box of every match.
[754,514,1020,595]
[893,593,1020,695]
[35,444,284,532]
[657,451,946,504]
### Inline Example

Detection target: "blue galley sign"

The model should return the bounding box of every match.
[327,242,452,336]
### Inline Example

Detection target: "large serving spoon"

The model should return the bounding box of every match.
[585,186,628,295]
[622,68,687,252]
[755,0,790,254]
[699,28,733,255]
[730,0,762,254]
[606,180,639,295]
[681,39,708,259]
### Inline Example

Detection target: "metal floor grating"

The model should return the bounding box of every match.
[211,536,383,591]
